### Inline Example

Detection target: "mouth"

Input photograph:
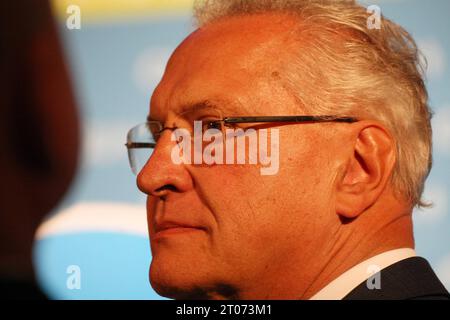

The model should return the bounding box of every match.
[152,222,206,240]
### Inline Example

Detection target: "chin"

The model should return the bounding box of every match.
[149,255,238,300]
[149,254,208,299]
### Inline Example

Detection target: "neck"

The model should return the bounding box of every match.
[301,199,414,299]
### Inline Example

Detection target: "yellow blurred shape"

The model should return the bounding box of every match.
[51,0,195,22]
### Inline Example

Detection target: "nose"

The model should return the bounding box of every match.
[137,131,193,198]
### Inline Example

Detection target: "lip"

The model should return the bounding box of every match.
[152,221,206,240]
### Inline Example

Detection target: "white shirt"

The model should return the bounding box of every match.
[309,248,417,300]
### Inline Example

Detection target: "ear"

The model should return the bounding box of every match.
[335,122,396,219]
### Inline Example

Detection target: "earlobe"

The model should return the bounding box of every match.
[336,122,396,219]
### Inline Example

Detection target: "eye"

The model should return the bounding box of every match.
[204,121,222,131]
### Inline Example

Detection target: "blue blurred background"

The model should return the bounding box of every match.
[33,0,450,299]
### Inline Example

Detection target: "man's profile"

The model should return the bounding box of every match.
[126,0,450,300]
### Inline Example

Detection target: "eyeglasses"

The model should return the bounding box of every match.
[125,114,358,175]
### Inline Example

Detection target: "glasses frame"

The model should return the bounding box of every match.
[125,115,358,150]
[219,115,358,124]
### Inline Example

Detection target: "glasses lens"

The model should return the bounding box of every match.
[126,122,161,175]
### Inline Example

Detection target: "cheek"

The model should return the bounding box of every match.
[187,131,336,259]
[190,166,285,254]
[281,130,336,189]
[191,166,305,261]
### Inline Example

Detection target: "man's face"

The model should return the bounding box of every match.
[138,14,346,299]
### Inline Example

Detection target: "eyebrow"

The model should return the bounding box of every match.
[147,99,239,122]
[178,100,219,115]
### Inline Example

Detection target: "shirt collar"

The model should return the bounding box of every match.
[309,248,417,300]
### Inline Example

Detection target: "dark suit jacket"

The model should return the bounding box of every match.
[343,257,450,300]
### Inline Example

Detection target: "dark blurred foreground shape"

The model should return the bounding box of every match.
[0,0,80,299]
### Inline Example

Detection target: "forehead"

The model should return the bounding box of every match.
[150,13,301,120]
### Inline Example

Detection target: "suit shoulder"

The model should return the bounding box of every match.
[344,257,450,300]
